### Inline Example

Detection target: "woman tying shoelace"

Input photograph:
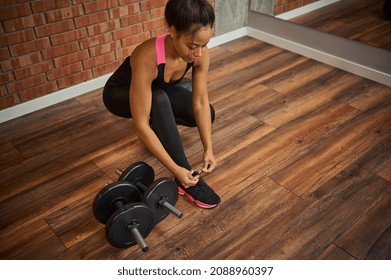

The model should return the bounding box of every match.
[102,0,221,208]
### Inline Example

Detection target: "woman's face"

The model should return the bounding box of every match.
[172,25,212,63]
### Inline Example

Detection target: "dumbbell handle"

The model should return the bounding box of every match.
[115,169,148,191]
[128,224,149,252]
[160,200,183,218]
[111,194,150,252]
[116,168,183,219]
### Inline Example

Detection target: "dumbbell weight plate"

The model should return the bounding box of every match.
[93,181,141,224]
[143,178,178,223]
[106,203,156,248]
[118,162,154,189]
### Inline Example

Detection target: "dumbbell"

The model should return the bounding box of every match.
[93,181,156,252]
[116,162,183,223]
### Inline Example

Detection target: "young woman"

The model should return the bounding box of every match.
[102,0,221,208]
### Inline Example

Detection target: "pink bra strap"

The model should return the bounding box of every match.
[155,33,168,65]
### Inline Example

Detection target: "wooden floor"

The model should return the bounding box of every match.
[1,35,391,259]
[290,0,391,51]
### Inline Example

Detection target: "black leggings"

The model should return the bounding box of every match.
[102,76,215,170]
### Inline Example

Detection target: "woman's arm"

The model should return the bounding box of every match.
[192,48,216,173]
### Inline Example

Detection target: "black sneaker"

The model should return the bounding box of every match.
[177,178,221,208]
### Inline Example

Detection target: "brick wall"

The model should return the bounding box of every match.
[0,0,215,110]
[275,0,320,15]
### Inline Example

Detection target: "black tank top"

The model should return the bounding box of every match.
[152,33,193,89]
[105,34,193,90]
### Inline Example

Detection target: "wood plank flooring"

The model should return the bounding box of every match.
[290,0,391,51]
[0,36,390,260]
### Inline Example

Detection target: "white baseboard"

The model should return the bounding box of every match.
[208,27,248,48]
[276,0,341,20]
[0,28,248,124]
[0,73,112,124]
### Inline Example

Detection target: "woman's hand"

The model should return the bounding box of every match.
[175,166,199,187]
[201,148,216,174]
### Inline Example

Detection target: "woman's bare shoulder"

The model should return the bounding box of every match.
[130,37,158,80]
[131,37,156,64]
